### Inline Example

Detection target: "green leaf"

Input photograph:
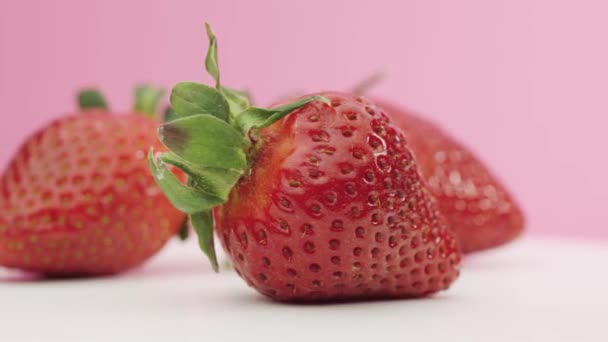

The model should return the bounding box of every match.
[134,85,164,118]
[158,114,247,170]
[205,23,220,89]
[190,210,219,272]
[78,89,108,110]
[235,96,330,133]
[160,152,242,201]
[148,149,225,213]
[221,87,251,115]
[177,217,190,241]
[170,82,230,122]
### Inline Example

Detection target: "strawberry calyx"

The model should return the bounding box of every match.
[78,89,108,110]
[77,85,165,119]
[148,23,329,271]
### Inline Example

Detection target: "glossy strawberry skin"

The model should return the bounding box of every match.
[214,93,461,302]
[0,111,185,275]
[378,101,525,253]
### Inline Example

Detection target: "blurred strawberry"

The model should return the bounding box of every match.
[376,101,525,253]
[0,87,186,276]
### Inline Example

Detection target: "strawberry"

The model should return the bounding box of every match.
[0,87,186,275]
[376,101,525,253]
[149,24,461,301]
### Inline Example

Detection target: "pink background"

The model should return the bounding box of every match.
[0,0,606,239]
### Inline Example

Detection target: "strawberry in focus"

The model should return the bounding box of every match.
[0,88,186,275]
[214,93,462,301]
[149,25,461,301]
[377,101,525,253]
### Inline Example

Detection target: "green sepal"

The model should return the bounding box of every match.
[134,85,164,118]
[177,217,190,241]
[190,210,219,272]
[78,89,108,110]
[158,114,247,170]
[164,106,177,123]
[148,149,225,213]
[160,152,242,201]
[221,87,251,116]
[235,96,330,133]
[170,82,230,122]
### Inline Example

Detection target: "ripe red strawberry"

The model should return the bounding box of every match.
[149,24,461,301]
[376,101,525,253]
[0,87,186,275]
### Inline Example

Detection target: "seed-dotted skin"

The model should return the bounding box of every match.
[0,112,185,275]
[214,93,461,302]
[379,102,525,253]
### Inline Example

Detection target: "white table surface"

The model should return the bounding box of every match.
[1,236,607,342]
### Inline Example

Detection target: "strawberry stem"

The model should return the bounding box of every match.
[205,23,221,90]
[351,70,385,96]
[204,23,251,117]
